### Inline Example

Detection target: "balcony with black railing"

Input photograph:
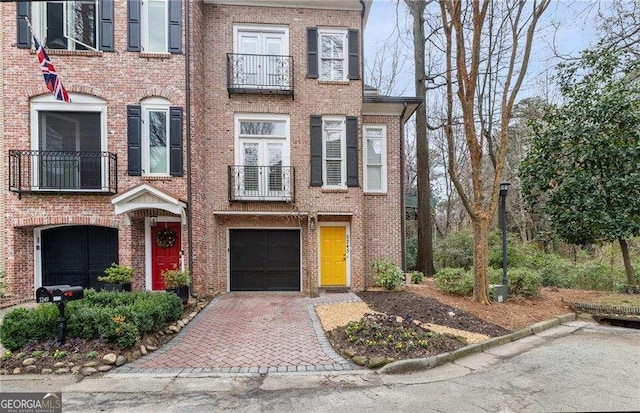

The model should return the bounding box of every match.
[227,53,294,96]
[9,150,118,197]
[228,165,294,202]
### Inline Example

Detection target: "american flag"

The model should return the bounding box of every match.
[34,36,70,102]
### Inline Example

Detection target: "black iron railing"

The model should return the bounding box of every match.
[227,53,294,95]
[9,150,117,196]
[228,165,294,202]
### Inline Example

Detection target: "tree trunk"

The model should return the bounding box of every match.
[408,0,436,276]
[472,218,491,304]
[618,237,636,293]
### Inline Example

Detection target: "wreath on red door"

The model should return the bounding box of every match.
[156,227,177,248]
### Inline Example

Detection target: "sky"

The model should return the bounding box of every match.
[363,0,604,99]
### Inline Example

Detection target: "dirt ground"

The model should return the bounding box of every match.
[408,279,617,330]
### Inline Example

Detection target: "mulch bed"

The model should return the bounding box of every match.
[358,290,511,337]
[327,313,466,362]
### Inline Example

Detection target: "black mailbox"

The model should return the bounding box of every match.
[35,285,71,303]
[52,286,84,302]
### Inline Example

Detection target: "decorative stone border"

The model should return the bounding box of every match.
[2,298,212,376]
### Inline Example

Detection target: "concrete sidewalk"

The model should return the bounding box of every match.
[0,320,599,394]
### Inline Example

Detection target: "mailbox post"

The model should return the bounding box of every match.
[35,285,84,344]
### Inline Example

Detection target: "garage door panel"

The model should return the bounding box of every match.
[230,229,300,291]
[42,226,118,290]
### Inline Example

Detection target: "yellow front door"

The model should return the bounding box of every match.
[320,226,347,286]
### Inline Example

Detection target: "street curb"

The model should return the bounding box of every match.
[377,312,576,375]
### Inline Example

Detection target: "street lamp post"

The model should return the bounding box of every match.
[500,181,510,287]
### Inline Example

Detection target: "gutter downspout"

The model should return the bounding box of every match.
[359,0,365,97]
[400,102,408,272]
[185,0,195,296]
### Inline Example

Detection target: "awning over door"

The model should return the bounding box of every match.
[111,183,187,224]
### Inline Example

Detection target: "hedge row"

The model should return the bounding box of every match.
[0,290,183,351]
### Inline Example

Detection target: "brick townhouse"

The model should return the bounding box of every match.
[1,0,421,303]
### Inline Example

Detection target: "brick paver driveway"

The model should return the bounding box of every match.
[122,293,356,374]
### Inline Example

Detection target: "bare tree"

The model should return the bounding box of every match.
[437,0,550,303]
[405,0,437,276]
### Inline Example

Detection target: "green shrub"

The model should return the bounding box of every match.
[0,305,58,351]
[1,290,183,351]
[435,229,474,270]
[434,268,473,296]
[507,268,542,298]
[488,232,532,270]
[98,263,134,284]
[571,262,626,291]
[0,271,6,299]
[409,271,424,284]
[372,260,404,290]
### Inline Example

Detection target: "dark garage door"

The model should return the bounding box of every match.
[230,229,300,291]
[42,226,118,289]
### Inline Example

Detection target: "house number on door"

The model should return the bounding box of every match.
[345,234,350,254]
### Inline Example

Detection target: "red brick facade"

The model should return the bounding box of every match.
[1,0,415,303]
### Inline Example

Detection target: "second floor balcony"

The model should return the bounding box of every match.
[9,150,118,197]
[228,165,295,202]
[227,53,294,96]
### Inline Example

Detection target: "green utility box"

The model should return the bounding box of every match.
[490,284,508,303]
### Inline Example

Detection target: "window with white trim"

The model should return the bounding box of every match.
[32,1,99,51]
[234,114,291,200]
[318,29,347,81]
[232,25,290,88]
[142,97,170,175]
[142,0,168,53]
[30,93,108,190]
[323,117,346,188]
[363,125,387,193]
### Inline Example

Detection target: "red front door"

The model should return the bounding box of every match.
[151,222,182,290]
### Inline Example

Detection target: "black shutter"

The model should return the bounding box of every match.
[169,107,184,177]
[310,116,323,187]
[99,0,114,52]
[16,1,30,49]
[346,116,359,187]
[348,29,360,80]
[168,0,182,53]
[127,105,142,176]
[127,0,141,52]
[307,28,318,79]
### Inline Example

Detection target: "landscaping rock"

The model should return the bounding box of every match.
[40,369,52,375]
[54,368,69,374]
[146,345,157,352]
[189,312,197,319]
[24,365,38,373]
[97,365,113,372]
[71,366,81,373]
[368,356,389,369]
[102,353,117,365]
[12,368,21,375]
[81,367,97,376]
[53,362,65,369]
[21,357,36,366]
[168,325,180,333]
[344,348,356,358]
[0,369,9,375]
[83,361,99,368]
[140,345,147,356]
[67,362,75,367]
[177,320,185,328]
[132,350,141,360]
[352,356,368,366]
[181,318,189,325]
[115,356,127,366]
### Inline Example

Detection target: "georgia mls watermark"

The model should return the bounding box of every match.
[0,393,62,413]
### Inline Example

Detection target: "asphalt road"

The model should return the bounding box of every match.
[3,321,640,412]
